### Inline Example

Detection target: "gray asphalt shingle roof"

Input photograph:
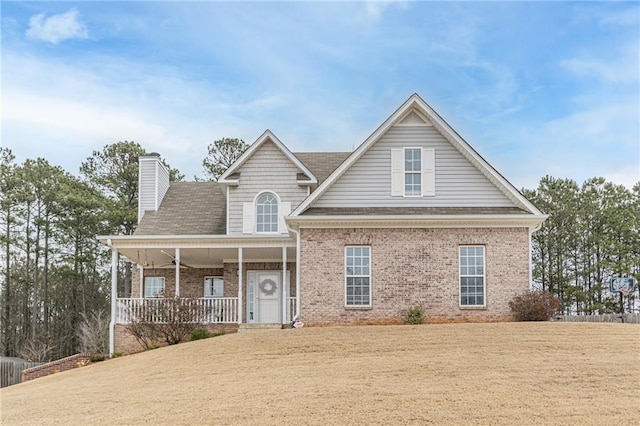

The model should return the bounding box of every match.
[294,152,351,186]
[134,153,350,236]
[135,182,226,235]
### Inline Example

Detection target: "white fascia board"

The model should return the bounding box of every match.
[410,95,543,216]
[291,95,420,216]
[286,214,548,230]
[218,129,318,184]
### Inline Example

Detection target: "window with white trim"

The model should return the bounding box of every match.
[391,148,435,197]
[256,192,278,233]
[459,246,485,307]
[345,246,371,307]
[204,277,224,297]
[404,148,421,196]
[144,277,165,298]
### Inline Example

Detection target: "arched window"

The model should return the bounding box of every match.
[256,192,278,233]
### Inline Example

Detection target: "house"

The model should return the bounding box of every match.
[99,94,546,354]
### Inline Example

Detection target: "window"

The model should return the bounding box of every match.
[345,246,371,307]
[256,193,278,233]
[391,148,435,197]
[204,277,224,297]
[144,277,165,298]
[404,148,421,196]
[459,246,485,307]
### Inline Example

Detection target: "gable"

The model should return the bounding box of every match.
[293,94,543,216]
[312,124,516,208]
[219,130,316,184]
[226,139,308,235]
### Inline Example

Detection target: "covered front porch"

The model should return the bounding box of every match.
[116,295,298,325]
[101,235,300,354]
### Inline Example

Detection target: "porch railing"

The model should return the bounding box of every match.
[116,298,238,324]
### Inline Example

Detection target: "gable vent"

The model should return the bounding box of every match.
[397,110,431,126]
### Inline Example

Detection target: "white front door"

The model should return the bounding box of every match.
[248,271,281,323]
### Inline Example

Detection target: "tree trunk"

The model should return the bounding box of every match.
[3,207,12,356]
[43,217,50,339]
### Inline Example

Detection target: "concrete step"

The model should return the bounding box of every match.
[238,323,285,332]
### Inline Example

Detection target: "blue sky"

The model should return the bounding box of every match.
[2,1,639,189]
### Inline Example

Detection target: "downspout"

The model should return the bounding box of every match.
[529,220,544,290]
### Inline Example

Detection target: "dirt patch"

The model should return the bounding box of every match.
[2,322,639,425]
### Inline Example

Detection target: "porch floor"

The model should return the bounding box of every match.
[238,323,287,332]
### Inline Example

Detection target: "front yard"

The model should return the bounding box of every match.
[1,322,639,425]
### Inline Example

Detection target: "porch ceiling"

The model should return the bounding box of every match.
[119,246,296,269]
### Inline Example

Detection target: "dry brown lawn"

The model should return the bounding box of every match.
[1,322,639,425]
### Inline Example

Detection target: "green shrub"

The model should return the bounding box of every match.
[190,328,212,341]
[90,355,106,363]
[509,290,562,321]
[111,352,123,358]
[405,306,425,325]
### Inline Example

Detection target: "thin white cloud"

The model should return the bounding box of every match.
[363,1,407,20]
[603,164,640,189]
[26,9,88,44]
[561,41,639,85]
[599,7,639,27]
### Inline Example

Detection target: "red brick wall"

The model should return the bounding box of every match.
[299,227,530,325]
[21,353,97,382]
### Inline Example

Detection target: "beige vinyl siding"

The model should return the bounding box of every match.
[228,140,309,234]
[314,125,516,208]
[138,158,170,222]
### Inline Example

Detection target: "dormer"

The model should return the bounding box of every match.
[219,130,318,235]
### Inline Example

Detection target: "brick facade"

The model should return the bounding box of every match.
[21,353,97,382]
[299,227,529,325]
[131,262,296,302]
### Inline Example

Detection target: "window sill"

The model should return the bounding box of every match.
[344,306,372,310]
[459,306,487,310]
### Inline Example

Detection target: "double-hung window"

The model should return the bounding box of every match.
[204,277,224,297]
[345,246,371,307]
[459,246,485,307]
[256,193,278,233]
[391,148,435,197]
[404,148,422,196]
[144,277,165,298]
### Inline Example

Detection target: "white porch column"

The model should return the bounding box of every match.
[282,246,287,324]
[175,248,180,296]
[139,264,144,297]
[238,248,243,324]
[109,248,118,356]
[296,230,301,320]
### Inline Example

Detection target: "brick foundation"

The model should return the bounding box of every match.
[21,353,98,382]
[299,227,529,325]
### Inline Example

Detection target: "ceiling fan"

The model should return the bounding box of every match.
[160,250,195,269]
